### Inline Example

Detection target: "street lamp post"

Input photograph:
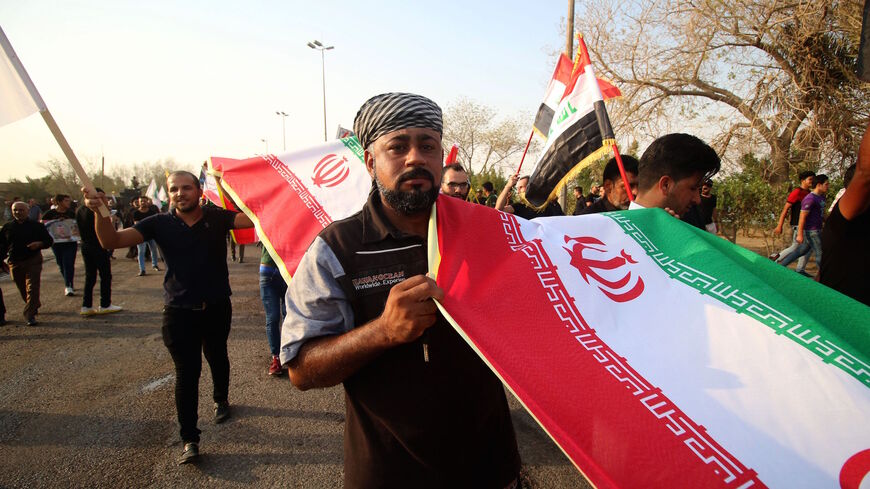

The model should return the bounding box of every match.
[276,111,288,151]
[307,39,334,142]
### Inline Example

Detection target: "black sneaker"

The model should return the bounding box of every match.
[214,401,231,424]
[25,317,37,326]
[178,442,199,465]
[137,270,146,277]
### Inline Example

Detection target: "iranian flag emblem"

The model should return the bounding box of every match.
[210,137,371,281]
[428,196,870,489]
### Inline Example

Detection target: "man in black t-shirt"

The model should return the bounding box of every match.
[820,122,870,306]
[699,179,718,233]
[577,155,639,216]
[75,188,122,316]
[84,171,254,464]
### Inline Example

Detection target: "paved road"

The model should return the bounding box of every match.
[0,249,590,488]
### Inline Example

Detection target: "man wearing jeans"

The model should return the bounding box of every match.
[83,171,254,464]
[41,194,78,296]
[132,197,160,276]
[772,171,815,273]
[779,175,829,277]
[259,246,287,376]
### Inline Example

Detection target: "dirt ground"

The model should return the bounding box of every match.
[0,247,589,488]
[730,230,820,275]
[0,233,811,488]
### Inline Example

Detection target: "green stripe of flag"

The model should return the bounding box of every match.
[607,208,870,388]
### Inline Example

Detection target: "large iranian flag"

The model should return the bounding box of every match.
[427,196,870,489]
[209,137,370,282]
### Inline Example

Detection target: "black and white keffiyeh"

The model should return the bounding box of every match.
[353,92,442,150]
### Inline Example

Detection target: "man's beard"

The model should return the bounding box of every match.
[374,166,439,216]
[173,199,198,213]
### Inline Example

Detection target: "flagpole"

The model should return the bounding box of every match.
[610,144,634,202]
[576,34,634,202]
[515,129,535,176]
[0,26,109,217]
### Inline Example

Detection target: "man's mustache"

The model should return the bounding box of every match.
[396,168,435,185]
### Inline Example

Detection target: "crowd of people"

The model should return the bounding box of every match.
[0,92,866,484]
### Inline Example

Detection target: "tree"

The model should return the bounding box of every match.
[717,154,784,247]
[4,176,52,204]
[576,0,868,182]
[442,98,535,176]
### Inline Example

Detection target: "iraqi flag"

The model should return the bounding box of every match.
[427,196,870,488]
[525,43,616,208]
[210,137,370,281]
[533,52,621,140]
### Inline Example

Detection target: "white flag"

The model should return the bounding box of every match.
[145,179,159,206]
[0,26,44,127]
[157,186,167,205]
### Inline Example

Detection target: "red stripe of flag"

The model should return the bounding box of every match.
[434,196,761,488]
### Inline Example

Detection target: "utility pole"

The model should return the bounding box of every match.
[276,111,288,151]
[308,40,334,142]
[560,0,575,210]
[566,0,574,59]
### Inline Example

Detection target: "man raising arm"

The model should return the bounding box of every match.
[84,170,253,465]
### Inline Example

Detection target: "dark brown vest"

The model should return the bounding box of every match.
[319,193,520,488]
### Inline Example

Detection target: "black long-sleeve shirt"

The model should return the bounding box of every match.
[0,219,54,263]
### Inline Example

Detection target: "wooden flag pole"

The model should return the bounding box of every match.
[0,26,109,217]
[40,109,110,216]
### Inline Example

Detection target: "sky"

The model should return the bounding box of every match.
[0,0,572,182]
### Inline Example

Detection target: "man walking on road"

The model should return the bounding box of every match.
[132,197,161,276]
[41,194,78,296]
[83,171,254,465]
[0,202,53,326]
[778,174,829,276]
[771,171,816,271]
[75,188,122,316]
[281,92,521,488]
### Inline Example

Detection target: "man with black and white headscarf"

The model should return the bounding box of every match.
[281,93,521,488]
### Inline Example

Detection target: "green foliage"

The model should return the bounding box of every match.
[717,154,786,248]
[4,176,53,204]
[468,167,507,201]
[567,154,612,214]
